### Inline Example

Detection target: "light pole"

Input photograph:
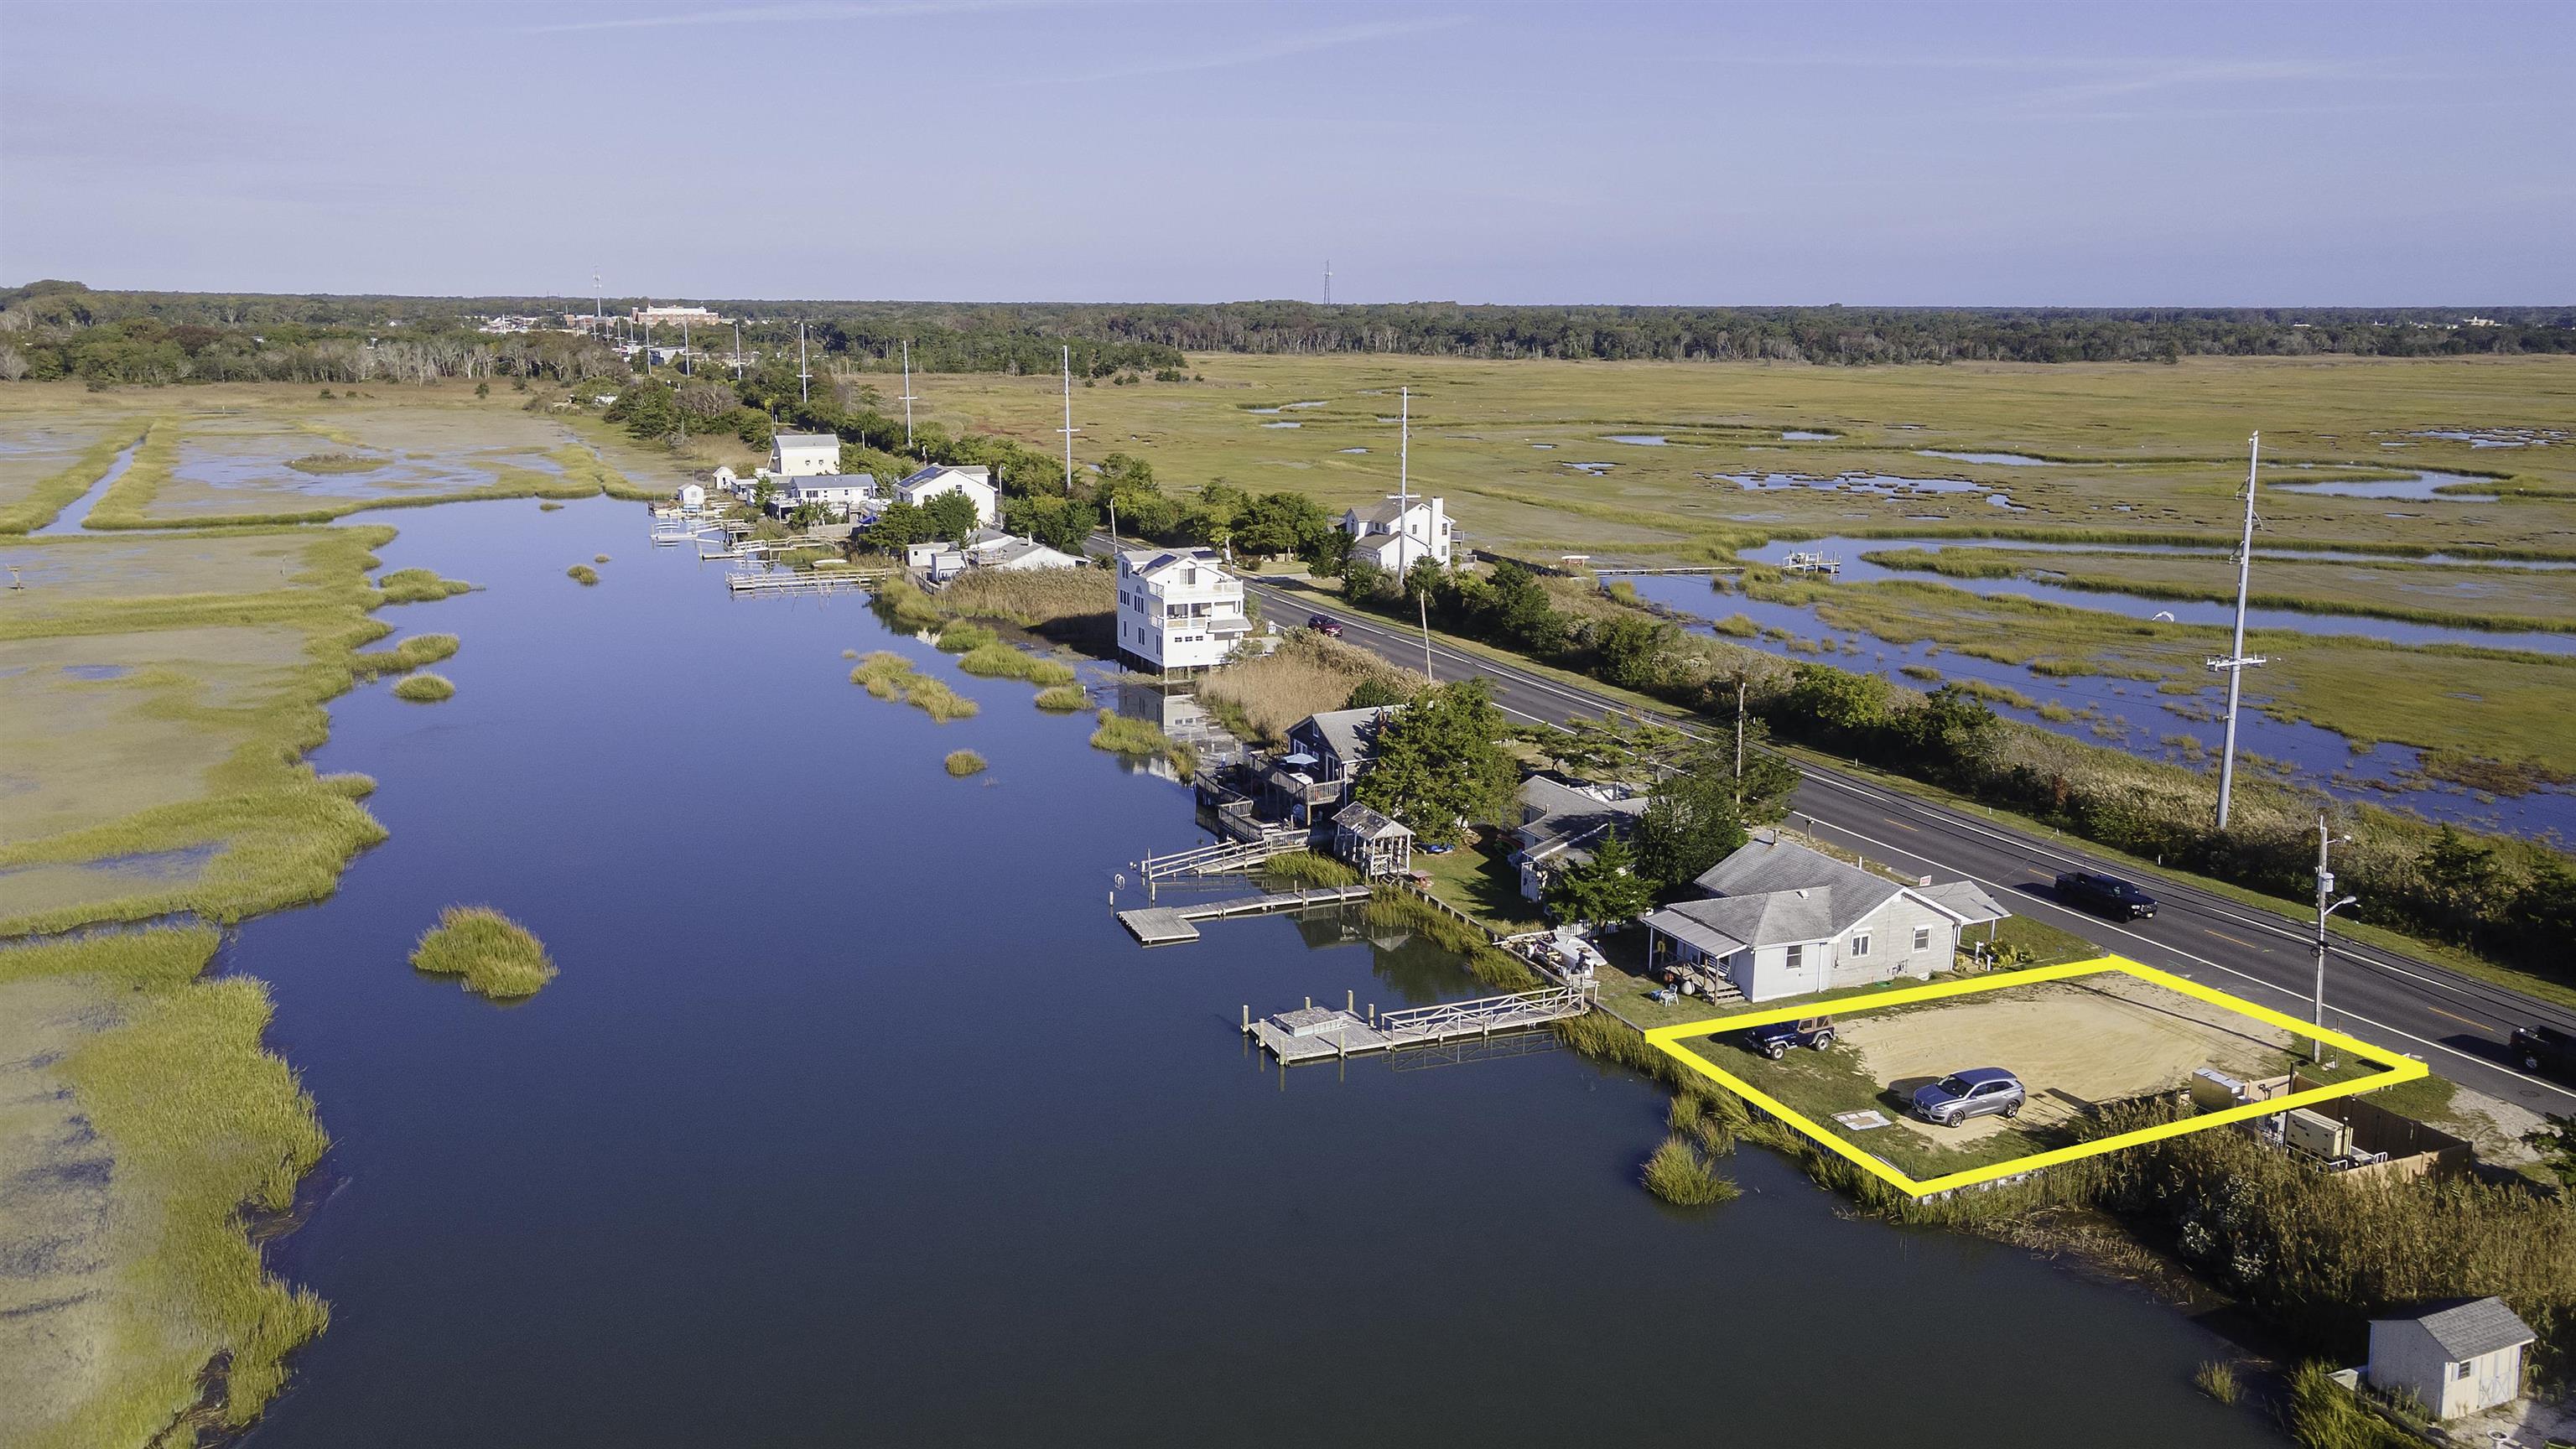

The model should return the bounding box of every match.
[2310,813,2358,1062]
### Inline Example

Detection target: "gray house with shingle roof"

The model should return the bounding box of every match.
[1513,774,1648,901]
[1639,837,2008,1002]
[2368,1297,2535,1420]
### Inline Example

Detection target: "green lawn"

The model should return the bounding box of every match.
[1413,831,1548,932]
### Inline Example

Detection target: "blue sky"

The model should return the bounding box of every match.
[3,1,2568,304]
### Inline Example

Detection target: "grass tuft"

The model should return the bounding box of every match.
[956,641,1080,688]
[1034,683,1090,712]
[390,672,454,703]
[944,750,989,776]
[375,568,475,604]
[1088,709,1196,778]
[935,621,997,653]
[409,906,557,999]
[2194,1359,2242,1405]
[566,564,600,586]
[351,633,460,678]
[1641,1134,1740,1207]
[849,652,980,722]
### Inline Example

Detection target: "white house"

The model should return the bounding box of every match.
[1639,837,2008,1002]
[1115,547,1249,674]
[769,432,842,479]
[2367,1298,2535,1420]
[1343,495,1452,570]
[894,465,999,527]
[771,473,874,520]
[962,529,1083,572]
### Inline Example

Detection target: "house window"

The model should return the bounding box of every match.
[2449,1359,2471,1380]
[1784,944,1804,969]
[1850,932,1871,958]
[1913,926,1932,952]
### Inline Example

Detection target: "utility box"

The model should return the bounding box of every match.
[2189,1067,2245,1111]
[2283,1107,2354,1161]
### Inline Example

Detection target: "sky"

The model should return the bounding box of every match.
[3,0,2570,305]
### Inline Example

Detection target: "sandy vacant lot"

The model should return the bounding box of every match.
[1837,974,2294,1145]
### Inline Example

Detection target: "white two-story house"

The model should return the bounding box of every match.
[1343,495,1452,570]
[768,432,842,479]
[1115,548,1250,674]
[893,465,999,528]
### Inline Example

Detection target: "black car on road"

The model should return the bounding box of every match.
[2511,1024,2576,1084]
[2054,870,2157,921]
[1307,614,1343,636]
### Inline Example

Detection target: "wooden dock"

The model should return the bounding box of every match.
[1245,982,1593,1063]
[1116,884,1372,945]
[725,568,892,597]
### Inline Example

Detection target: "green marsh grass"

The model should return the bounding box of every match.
[283,452,382,475]
[567,564,600,585]
[944,750,989,776]
[1200,631,1419,743]
[955,641,1079,688]
[0,927,330,1444]
[391,672,454,703]
[593,553,610,564]
[1260,850,1363,889]
[849,652,980,722]
[539,501,565,512]
[376,568,475,604]
[1034,683,1090,711]
[2193,1359,2242,1405]
[1641,1135,1739,1206]
[0,424,146,533]
[351,632,459,677]
[934,621,997,653]
[410,906,558,999]
[1088,709,1196,778]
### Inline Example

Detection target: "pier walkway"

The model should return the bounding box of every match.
[1244,982,1594,1063]
[1117,884,1373,945]
[725,567,892,597]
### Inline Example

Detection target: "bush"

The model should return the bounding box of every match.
[409,906,556,999]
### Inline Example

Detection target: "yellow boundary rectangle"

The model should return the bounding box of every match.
[1644,954,2425,1197]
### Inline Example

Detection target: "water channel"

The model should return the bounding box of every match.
[221,496,2279,1446]
[1618,538,2576,842]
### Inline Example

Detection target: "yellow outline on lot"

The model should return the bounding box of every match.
[1644,955,2426,1197]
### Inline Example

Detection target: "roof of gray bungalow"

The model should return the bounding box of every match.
[1915,879,2011,926]
[2383,1297,2537,1360]
[1291,705,1396,764]
[1514,775,1647,864]
[1690,837,1902,921]
[1641,888,1851,958]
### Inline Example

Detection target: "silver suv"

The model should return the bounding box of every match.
[1910,1067,2025,1126]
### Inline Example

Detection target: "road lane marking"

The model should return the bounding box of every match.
[2202,928,2266,952]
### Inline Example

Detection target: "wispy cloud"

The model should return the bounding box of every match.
[1053,14,1469,84]
[517,0,1037,37]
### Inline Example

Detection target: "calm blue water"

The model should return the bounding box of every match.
[226,496,2280,1447]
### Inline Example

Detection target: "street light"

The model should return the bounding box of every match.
[2311,813,2357,1062]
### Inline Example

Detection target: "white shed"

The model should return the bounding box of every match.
[676,483,707,510]
[2366,1297,2534,1420]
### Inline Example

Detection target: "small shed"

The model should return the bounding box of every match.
[2366,1296,2534,1420]
[676,482,707,510]
[1332,803,1414,879]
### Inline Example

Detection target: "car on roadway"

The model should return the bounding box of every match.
[1911,1067,2026,1126]
[1748,1016,1836,1060]
[1307,614,1343,636]
[2054,870,2158,921]
[2510,1024,2576,1083]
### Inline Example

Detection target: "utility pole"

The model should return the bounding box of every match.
[1323,258,1332,305]
[593,269,602,333]
[2209,432,2267,831]
[1399,387,1433,683]
[1058,345,1078,493]
[681,317,690,377]
[797,322,811,407]
[1733,674,1748,797]
[2310,813,2358,1062]
[899,339,917,451]
[641,316,652,375]
[732,319,742,382]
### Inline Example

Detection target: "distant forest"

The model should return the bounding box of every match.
[4,278,2571,386]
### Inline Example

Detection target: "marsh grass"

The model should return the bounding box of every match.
[351,632,459,678]
[870,579,948,632]
[849,652,981,721]
[931,569,1114,627]
[1088,709,1196,778]
[1034,684,1090,711]
[1261,850,1363,889]
[0,425,144,533]
[376,568,475,604]
[956,641,1079,688]
[390,672,454,703]
[283,452,382,475]
[567,564,600,585]
[593,553,610,564]
[2285,1362,2418,1449]
[0,927,330,1443]
[944,750,989,776]
[410,906,558,999]
[1641,1134,1740,1206]
[935,621,997,653]
[1200,631,1420,743]
[539,500,565,511]
[2194,1359,2242,1405]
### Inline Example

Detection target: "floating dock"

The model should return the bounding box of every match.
[1116,884,1373,944]
[725,568,892,597]
[1245,983,1594,1063]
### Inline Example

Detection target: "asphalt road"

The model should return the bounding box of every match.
[1256,581,2576,1114]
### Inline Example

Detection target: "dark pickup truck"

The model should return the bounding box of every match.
[2054,870,2158,921]
[2511,1024,2576,1084]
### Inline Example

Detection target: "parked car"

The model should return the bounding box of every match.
[1748,1016,1837,1060]
[2054,870,2158,920]
[1911,1067,2025,1126]
[2510,1024,2576,1083]
[1307,614,1343,636]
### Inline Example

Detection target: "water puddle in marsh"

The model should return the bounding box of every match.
[2270,470,2498,502]
[225,495,2285,1449]
[31,436,143,535]
[1618,543,2574,840]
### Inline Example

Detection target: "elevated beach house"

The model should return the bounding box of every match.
[1639,837,2008,1002]
[772,472,874,520]
[1342,495,1453,570]
[1114,547,1249,674]
[1259,705,1396,825]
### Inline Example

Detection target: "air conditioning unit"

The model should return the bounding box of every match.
[2282,1108,2353,1161]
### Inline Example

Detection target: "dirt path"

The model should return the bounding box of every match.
[0,972,124,1444]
